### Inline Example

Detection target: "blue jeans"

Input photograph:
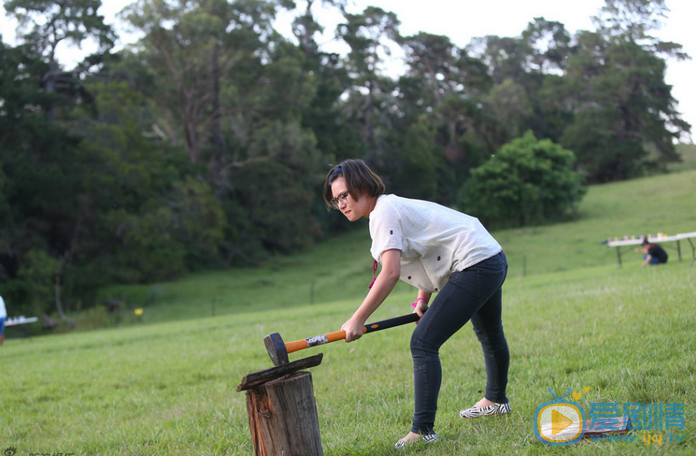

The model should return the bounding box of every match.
[410,251,509,433]
[643,254,662,265]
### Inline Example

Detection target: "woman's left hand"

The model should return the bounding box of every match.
[412,292,431,320]
[413,300,428,319]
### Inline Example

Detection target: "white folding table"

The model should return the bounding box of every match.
[605,232,696,268]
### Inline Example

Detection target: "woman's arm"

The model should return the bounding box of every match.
[342,249,402,342]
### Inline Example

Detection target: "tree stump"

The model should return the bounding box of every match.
[238,354,324,456]
[245,372,323,456]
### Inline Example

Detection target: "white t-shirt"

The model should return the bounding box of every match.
[369,194,502,293]
[0,295,6,319]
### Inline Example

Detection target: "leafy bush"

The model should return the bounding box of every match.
[461,131,586,228]
[44,306,112,334]
[18,249,61,316]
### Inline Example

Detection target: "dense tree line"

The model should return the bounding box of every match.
[0,0,690,317]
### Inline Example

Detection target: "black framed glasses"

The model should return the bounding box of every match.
[330,191,350,209]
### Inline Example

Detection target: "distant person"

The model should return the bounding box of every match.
[0,295,6,346]
[323,159,511,450]
[636,238,668,267]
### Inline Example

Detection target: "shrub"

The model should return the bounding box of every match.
[461,131,586,228]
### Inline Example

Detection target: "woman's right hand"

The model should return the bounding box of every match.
[341,316,366,342]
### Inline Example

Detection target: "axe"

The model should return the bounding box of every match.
[264,312,420,366]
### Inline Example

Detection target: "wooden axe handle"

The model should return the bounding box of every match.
[285,312,420,354]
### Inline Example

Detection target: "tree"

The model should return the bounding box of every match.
[467,35,529,86]
[560,29,689,182]
[121,0,320,178]
[521,17,572,73]
[395,32,498,189]
[122,0,243,164]
[400,33,483,165]
[291,0,361,167]
[461,131,586,228]
[485,78,532,140]
[557,0,690,182]
[230,161,321,255]
[67,81,227,282]
[0,40,93,319]
[387,116,452,203]
[119,0,326,260]
[336,6,400,166]
[4,0,115,119]
[467,19,574,150]
[292,0,346,58]
[17,250,61,318]
[463,33,542,157]
[592,0,687,59]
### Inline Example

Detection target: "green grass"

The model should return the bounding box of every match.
[1,262,694,455]
[1,169,695,455]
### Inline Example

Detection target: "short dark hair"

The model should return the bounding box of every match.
[323,159,385,210]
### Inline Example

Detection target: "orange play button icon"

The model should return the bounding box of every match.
[552,410,573,435]
[535,398,585,445]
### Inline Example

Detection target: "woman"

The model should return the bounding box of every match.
[322,159,511,449]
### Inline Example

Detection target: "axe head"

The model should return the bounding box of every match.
[264,332,289,366]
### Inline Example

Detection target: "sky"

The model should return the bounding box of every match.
[1,0,694,139]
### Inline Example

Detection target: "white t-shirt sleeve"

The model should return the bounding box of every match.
[369,199,403,261]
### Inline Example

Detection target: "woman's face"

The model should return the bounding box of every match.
[331,176,372,221]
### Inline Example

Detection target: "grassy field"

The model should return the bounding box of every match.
[1,169,695,455]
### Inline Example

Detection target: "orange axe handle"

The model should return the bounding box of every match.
[285,330,348,354]
[284,313,420,354]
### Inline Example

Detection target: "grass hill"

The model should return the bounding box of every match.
[1,168,694,455]
[90,168,696,325]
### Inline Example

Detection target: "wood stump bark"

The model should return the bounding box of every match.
[245,371,324,456]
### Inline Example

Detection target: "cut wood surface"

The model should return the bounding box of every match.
[237,353,323,391]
